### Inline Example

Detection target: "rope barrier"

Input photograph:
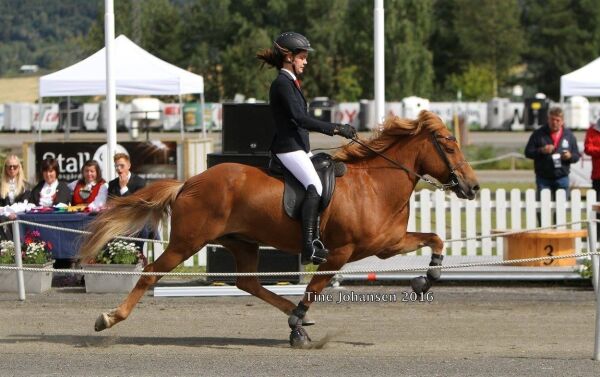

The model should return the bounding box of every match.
[0,252,597,277]
[3,219,594,251]
[468,152,526,166]
[1,219,597,277]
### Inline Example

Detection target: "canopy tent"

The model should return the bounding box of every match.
[37,34,205,180]
[39,35,203,96]
[560,57,600,98]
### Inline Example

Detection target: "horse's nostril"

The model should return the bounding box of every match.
[472,185,480,192]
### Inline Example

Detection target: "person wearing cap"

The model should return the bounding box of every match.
[257,31,357,265]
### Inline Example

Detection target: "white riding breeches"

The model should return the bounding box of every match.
[276,150,323,196]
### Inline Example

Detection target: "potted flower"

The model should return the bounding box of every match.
[0,231,54,293]
[82,240,146,293]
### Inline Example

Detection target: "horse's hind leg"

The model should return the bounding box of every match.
[288,247,352,347]
[220,239,299,317]
[95,240,197,331]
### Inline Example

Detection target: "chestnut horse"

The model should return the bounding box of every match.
[79,110,479,347]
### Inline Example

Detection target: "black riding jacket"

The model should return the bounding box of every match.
[269,71,337,154]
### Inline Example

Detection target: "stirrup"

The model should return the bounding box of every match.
[301,239,328,265]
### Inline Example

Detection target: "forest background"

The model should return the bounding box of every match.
[1,0,599,103]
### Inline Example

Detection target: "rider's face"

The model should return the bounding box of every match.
[292,51,308,75]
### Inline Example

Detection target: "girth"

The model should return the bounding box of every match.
[268,152,346,220]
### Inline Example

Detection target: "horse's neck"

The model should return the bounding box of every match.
[348,143,420,210]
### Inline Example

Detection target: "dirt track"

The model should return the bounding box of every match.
[1,283,599,377]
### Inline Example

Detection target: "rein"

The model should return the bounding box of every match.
[348,132,463,191]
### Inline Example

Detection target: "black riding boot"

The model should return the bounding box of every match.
[301,185,329,265]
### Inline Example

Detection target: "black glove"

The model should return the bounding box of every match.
[334,123,357,139]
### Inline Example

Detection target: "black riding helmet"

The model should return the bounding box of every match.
[273,32,314,55]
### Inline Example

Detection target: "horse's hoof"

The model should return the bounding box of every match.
[410,276,431,294]
[94,313,110,332]
[302,314,316,326]
[289,326,311,348]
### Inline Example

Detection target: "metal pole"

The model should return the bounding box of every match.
[594,252,600,361]
[66,96,71,141]
[105,0,117,181]
[12,221,25,301]
[200,92,206,138]
[37,99,43,142]
[374,0,385,130]
[179,94,185,141]
[594,253,600,296]
[588,220,598,294]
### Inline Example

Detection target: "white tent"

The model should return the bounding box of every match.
[560,57,600,98]
[37,34,205,181]
[39,34,203,96]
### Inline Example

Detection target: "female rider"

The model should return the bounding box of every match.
[257,32,357,265]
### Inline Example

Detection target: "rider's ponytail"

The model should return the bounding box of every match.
[257,47,283,69]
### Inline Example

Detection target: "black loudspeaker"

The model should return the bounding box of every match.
[222,103,276,154]
[206,246,301,284]
[207,153,271,169]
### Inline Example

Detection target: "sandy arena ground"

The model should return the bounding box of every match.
[1,283,599,376]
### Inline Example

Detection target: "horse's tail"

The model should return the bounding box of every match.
[78,179,184,262]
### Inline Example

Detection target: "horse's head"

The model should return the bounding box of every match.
[334,110,479,199]
[417,122,480,200]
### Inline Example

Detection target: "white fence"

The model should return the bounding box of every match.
[156,188,597,267]
[409,188,597,257]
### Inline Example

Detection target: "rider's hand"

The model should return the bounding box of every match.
[335,124,357,139]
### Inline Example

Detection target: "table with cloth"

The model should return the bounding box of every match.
[17,212,157,262]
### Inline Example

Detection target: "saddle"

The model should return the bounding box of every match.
[268,153,347,220]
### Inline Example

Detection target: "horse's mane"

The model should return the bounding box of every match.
[333,110,446,162]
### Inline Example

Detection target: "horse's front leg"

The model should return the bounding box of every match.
[288,247,351,348]
[377,232,444,294]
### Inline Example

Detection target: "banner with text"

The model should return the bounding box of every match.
[34,141,177,183]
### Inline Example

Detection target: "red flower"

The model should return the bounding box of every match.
[46,241,53,250]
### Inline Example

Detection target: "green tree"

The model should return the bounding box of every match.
[453,0,524,98]
[384,0,435,100]
[430,0,465,100]
[448,64,495,100]
[140,0,183,64]
[0,0,99,75]
[522,0,600,100]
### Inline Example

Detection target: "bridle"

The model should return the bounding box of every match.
[349,131,468,191]
[430,131,470,190]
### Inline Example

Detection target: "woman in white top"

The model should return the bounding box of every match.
[30,158,70,207]
[0,155,32,239]
[0,154,31,209]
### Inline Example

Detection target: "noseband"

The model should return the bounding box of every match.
[349,131,467,191]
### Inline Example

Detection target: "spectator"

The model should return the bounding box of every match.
[525,106,580,201]
[68,160,107,212]
[0,154,31,239]
[108,153,145,198]
[107,153,148,253]
[0,154,31,208]
[584,119,600,238]
[30,158,71,207]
